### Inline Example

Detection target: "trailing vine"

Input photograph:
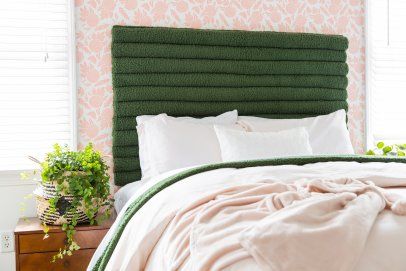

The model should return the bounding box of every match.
[35,143,113,261]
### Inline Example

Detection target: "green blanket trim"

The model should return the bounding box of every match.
[93,155,406,270]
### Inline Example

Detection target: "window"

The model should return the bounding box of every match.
[366,0,406,147]
[0,0,76,171]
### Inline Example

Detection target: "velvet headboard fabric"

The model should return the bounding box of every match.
[111,25,349,186]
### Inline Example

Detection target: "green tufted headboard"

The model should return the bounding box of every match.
[111,25,349,186]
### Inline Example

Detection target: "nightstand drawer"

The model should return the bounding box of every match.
[19,249,95,271]
[15,216,115,271]
[18,229,108,254]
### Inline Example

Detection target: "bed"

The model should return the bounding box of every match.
[88,26,406,271]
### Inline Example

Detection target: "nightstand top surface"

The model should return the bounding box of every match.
[15,213,116,235]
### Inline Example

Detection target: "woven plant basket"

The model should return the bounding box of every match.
[35,180,92,226]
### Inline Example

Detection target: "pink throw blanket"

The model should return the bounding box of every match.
[162,178,406,271]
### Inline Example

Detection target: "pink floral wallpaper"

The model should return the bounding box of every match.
[75,0,365,175]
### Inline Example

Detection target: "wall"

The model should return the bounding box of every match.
[0,175,36,271]
[0,1,365,270]
[75,0,366,169]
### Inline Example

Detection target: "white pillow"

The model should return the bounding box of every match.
[136,110,239,179]
[136,110,238,126]
[238,109,354,155]
[214,126,313,162]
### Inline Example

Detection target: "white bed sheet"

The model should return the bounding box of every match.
[114,166,197,214]
[114,181,145,214]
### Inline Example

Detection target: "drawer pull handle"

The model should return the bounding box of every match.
[64,260,70,267]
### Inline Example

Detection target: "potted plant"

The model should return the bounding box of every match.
[366,142,406,156]
[27,143,113,261]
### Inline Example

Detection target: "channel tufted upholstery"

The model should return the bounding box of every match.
[111,26,349,186]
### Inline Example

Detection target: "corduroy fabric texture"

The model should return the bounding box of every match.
[92,155,406,270]
[111,26,349,186]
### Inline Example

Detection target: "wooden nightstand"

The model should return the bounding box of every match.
[14,214,115,271]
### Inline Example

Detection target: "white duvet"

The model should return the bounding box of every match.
[89,161,406,271]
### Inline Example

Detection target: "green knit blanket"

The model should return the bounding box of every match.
[92,155,406,270]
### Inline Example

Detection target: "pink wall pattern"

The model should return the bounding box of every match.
[75,0,365,178]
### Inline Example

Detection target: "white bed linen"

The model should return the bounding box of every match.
[214,125,313,161]
[114,181,145,213]
[89,161,406,271]
[113,166,196,214]
[136,110,238,179]
[238,109,354,155]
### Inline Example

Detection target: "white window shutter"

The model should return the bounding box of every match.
[0,0,75,170]
[367,0,406,145]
